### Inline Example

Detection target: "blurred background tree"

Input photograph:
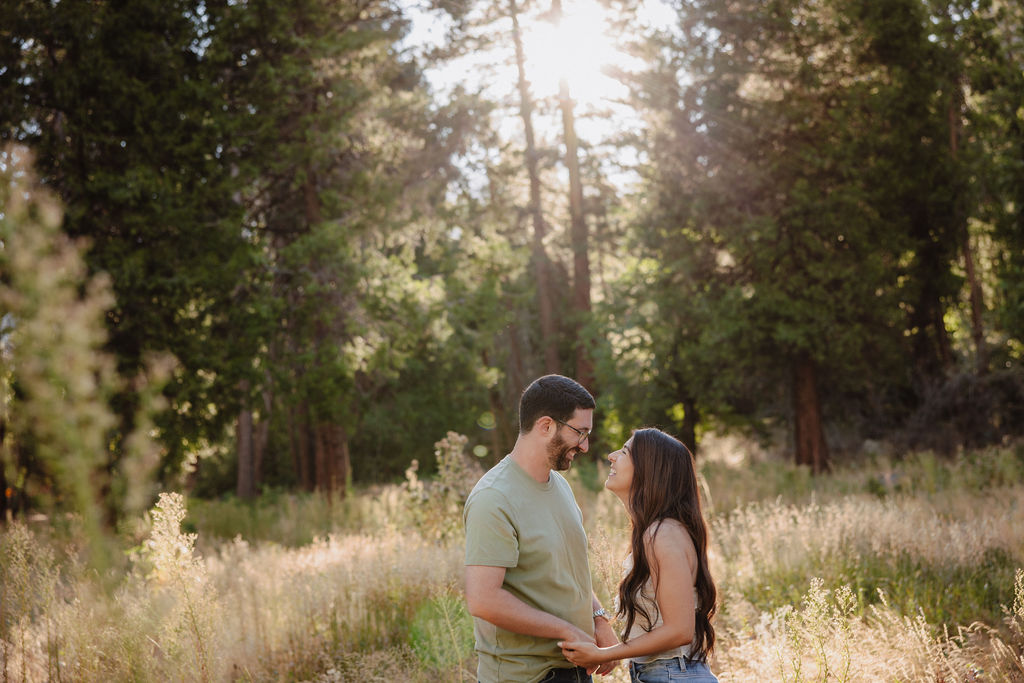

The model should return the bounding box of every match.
[0,147,165,566]
[1,0,1022,513]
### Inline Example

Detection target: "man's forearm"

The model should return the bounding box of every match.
[469,588,593,642]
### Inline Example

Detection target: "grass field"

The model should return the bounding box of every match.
[2,439,1024,682]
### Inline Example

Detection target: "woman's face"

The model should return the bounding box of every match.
[605,437,634,495]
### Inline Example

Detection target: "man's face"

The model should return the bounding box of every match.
[546,408,593,471]
[547,430,577,471]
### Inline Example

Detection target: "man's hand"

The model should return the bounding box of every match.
[560,622,595,645]
[556,623,599,674]
[592,617,620,675]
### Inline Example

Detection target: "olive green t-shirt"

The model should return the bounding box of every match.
[463,455,594,683]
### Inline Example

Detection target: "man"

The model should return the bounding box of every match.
[464,374,619,682]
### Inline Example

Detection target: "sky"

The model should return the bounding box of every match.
[400,0,678,192]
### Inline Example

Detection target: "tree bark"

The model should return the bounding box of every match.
[510,0,559,374]
[558,78,593,388]
[253,388,271,489]
[949,88,987,374]
[313,422,349,498]
[289,403,313,491]
[680,396,699,459]
[550,0,593,389]
[668,348,699,456]
[236,380,256,499]
[506,320,527,400]
[909,241,954,379]
[337,424,351,499]
[314,422,329,495]
[792,353,829,473]
[483,349,513,463]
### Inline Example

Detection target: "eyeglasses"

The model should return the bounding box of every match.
[554,418,592,446]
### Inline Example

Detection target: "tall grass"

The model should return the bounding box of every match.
[2,442,1023,681]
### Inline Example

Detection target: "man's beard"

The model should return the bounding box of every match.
[547,433,579,471]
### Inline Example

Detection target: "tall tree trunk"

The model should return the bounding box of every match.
[506,320,527,398]
[792,353,829,473]
[669,345,699,456]
[236,381,256,499]
[664,389,699,458]
[314,422,330,496]
[949,87,987,374]
[909,239,955,379]
[290,403,314,491]
[558,81,593,387]
[313,422,349,498]
[550,0,593,389]
[680,396,699,459]
[483,350,513,463]
[337,424,350,499]
[253,388,271,489]
[303,147,349,498]
[510,0,559,374]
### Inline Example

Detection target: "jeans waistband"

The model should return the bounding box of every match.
[629,655,699,669]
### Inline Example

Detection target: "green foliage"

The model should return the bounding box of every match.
[2,0,1022,503]
[605,0,1024,461]
[0,0,259,478]
[733,544,1019,632]
[409,591,475,673]
[1,148,166,558]
[403,432,481,542]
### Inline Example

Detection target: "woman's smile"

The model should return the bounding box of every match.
[604,438,634,494]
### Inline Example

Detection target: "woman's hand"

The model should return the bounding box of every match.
[558,640,610,670]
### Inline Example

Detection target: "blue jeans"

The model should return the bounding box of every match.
[539,666,593,682]
[629,657,718,683]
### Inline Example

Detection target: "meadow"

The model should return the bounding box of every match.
[2,435,1024,682]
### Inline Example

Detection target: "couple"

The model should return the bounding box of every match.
[464,375,719,683]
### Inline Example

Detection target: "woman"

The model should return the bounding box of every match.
[558,428,718,682]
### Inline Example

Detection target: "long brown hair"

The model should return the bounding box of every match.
[616,428,717,660]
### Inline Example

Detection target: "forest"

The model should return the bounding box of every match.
[3,0,1023,512]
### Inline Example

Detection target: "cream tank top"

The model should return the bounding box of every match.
[615,551,697,663]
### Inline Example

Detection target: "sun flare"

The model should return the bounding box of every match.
[520,0,625,108]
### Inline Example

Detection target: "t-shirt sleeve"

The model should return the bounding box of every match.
[464,487,519,568]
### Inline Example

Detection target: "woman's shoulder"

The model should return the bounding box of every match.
[642,519,698,580]
[643,517,690,540]
[643,518,696,556]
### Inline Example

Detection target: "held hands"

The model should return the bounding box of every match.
[558,640,607,672]
[558,624,601,675]
[558,619,620,675]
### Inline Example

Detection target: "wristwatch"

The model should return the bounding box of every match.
[593,607,609,621]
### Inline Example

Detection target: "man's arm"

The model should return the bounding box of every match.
[465,565,594,643]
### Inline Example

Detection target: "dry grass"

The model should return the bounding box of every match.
[3,445,1024,681]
